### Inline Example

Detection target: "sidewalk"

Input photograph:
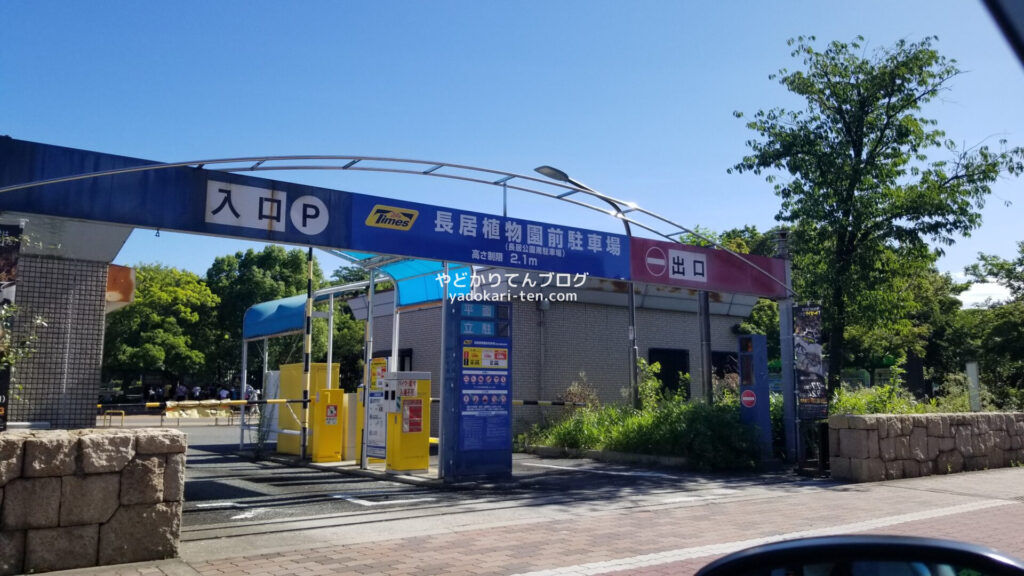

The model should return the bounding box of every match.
[54,464,1024,576]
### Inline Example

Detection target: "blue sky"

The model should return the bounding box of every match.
[2,1,1022,303]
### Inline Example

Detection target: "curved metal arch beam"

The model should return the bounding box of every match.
[0,154,793,296]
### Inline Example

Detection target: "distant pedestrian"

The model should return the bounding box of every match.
[218,386,229,401]
[174,383,187,402]
[192,385,202,400]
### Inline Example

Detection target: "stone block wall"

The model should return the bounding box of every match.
[830,413,1024,482]
[0,428,185,575]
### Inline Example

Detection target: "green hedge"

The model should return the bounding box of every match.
[533,396,760,472]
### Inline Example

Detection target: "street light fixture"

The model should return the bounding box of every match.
[534,165,640,408]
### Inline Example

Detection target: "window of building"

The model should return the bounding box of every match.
[648,348,690,399]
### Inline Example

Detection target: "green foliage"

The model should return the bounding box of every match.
[204,246,327,383]
[544,405,628,451]
[731,35,1024,394]
[769,391,786,457]
[737,299,781,361]
[103,264,218,380]
[831,383,929,415]
[534,367,760,471]
[967,241,1024,300]
[103,246,368,391]
[0,305,45,370]
[329,305,365,390]
[722,225,780,257]
[956,302,1024,410]
[636,359,664,411]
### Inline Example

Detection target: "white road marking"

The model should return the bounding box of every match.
[195,502,242,509]
[230,508,266,520]
[509,500,1017,576]
[331,494,437,507]
[521,462,679,479]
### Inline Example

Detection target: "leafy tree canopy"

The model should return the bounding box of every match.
[204,246,327,383]
[966,241,1024,301]
[731,35,1024,392]
[103,264,218,380]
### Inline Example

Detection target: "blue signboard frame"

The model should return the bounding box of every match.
[738,334,772,459]
[441,301,513,482]
[0,138,631,280]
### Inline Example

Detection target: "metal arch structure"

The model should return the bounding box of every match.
[2,143,799,461]
[0,154,792,297]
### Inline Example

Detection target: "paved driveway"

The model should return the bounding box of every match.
[61,421,1024,575]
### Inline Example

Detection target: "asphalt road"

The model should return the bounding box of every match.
[177,422,828,545]
[67,418,1024,575]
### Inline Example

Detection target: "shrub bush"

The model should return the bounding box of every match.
[534,371,760,471]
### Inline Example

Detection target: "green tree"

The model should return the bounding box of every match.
[204,246,326,384]
[331,265,370,285]
[966,241,1024,300]
[720,225,780,258]
[737,298,781,361]
[731,35,1024,393]
[103,264,219,382]
[955,302,1024,409]
[329,304,365,389]
[962,244,1024,407]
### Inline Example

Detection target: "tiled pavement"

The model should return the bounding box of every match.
[57,467,1024,576]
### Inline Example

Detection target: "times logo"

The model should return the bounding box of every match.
[365,205,418,230]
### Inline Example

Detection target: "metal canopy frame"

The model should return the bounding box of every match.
[0,154,792,297]
[3,144,797,463]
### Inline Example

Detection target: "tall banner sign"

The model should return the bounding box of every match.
[794,305,828,420]
[441,301,513,482]
[0,224,21,432]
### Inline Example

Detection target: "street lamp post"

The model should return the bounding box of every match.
[534,166,640,408]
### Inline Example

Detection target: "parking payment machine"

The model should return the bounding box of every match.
[738,334,772,459]
[383,371,431,473]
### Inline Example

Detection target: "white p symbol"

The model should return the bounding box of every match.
[290,195,329,236]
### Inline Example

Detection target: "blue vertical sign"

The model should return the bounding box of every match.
[441,301,513,482]
[738,334,772,460]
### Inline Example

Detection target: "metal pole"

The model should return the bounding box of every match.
[438,261,449,480]
[391,305,401,371]
[627,284,639,408]
[326,294,335,390]
[777,230,797,462]
[698,290,713,404]
[301,247,313,460]
[239,340,247,450]
[360,268,376,470]
[261,339,269,390]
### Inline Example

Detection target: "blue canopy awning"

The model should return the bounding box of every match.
[242,251,472,341]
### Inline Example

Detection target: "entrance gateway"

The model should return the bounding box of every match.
[0,137,790,481]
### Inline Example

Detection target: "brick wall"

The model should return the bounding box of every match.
[9,255,108,428]
[0,428,186,574]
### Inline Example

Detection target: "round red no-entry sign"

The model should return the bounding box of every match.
[644,246,667,277]
[740,389,756,408]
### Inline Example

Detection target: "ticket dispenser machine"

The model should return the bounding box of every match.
[382,371,431,473]
[738,334,772,459]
